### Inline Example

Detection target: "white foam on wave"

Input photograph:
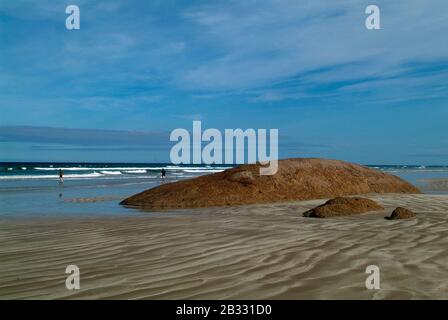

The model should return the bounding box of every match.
[0,168,225,181]
[124,170,147,174]
[0,172,103,180]
[34,166,163,171]
[100,171,122,175]
[183,169,224,173]
[165,166,230,171]
[33,165,232,172]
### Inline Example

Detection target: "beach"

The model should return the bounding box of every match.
[1,163,448,299]
[1,192,448,299]
[2,0,448,304]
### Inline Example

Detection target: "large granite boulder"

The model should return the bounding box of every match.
[120,158,420,210]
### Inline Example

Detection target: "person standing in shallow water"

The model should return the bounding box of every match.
[161,168,166,182]
[59,169,64,184]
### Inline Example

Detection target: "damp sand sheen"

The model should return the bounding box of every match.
[1,193,448,300]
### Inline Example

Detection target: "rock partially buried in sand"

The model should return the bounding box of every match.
[303,197,384,218]
[385,207,416,220]
[120,158,420,210]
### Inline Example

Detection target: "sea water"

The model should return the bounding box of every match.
[0,163,230,217]
[1,163,447,217]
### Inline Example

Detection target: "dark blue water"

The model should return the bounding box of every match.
[0,162,230,217]
[1,162,447,217]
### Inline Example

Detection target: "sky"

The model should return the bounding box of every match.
[0,0,447,164]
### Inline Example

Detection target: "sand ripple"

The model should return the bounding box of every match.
[1,194,448,299]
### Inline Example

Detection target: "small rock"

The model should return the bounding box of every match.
[385,207,416,220]
[303,197,384,218]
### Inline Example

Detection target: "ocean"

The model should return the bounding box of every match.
[1,162,447,217]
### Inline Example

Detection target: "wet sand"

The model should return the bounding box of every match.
[1,193,448,299]
[420,178,448,192]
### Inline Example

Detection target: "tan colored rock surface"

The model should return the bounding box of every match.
[303,197,384,218]
[229,170,255,185]
[120,158,420,210]
[385,207,417,220]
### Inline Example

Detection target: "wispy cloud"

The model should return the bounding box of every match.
[1,1,448,163]
[180,0,448,100]
[1,0,447,104]
[0,126,168,147]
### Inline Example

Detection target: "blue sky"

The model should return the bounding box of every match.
[0,0,447,164]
